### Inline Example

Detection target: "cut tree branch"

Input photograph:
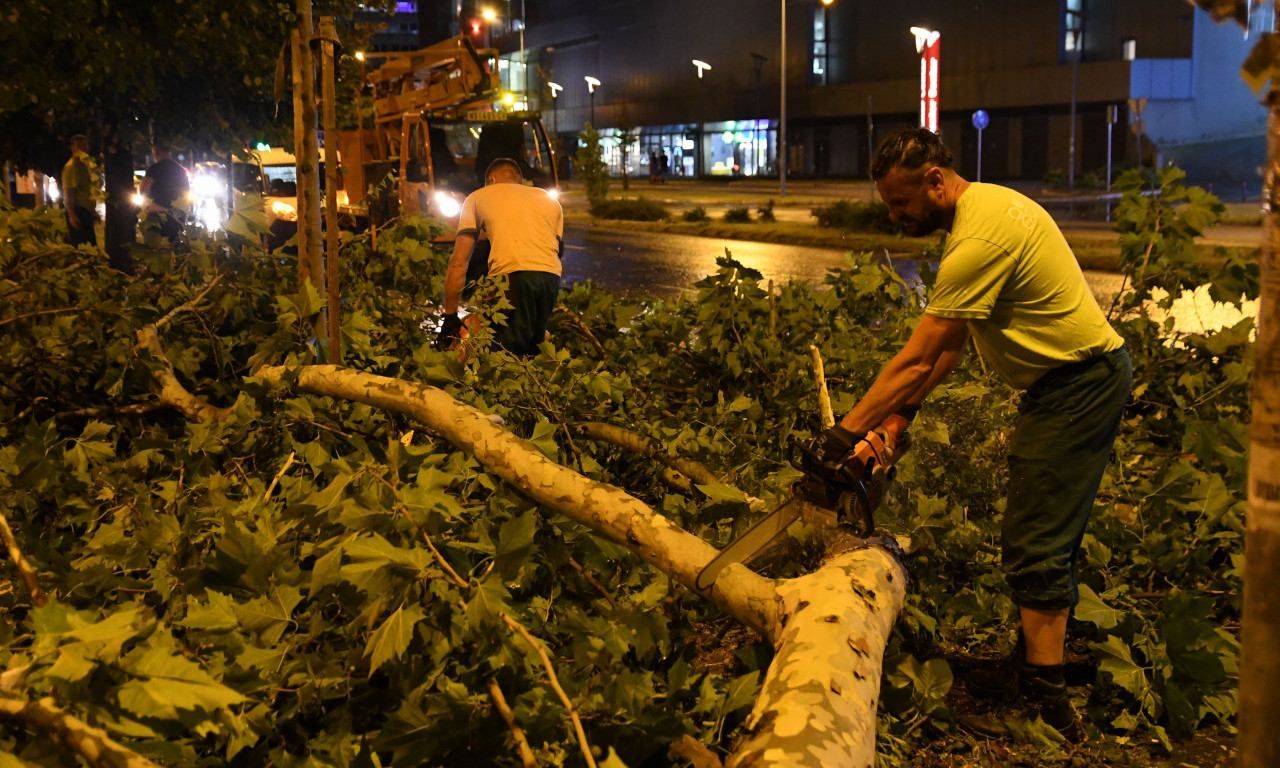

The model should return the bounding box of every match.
[809,345,835,428]
[0,696,163,768]
[573,421,720,486]
[135,325,235,422]
[501,613,598,768]
[0,510,46,607]
[487,678,540,768]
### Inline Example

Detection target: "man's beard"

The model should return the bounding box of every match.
[901,206,945,236]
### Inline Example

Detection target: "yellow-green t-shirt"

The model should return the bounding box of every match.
[62,152,93,210]
[925,183,1122,390]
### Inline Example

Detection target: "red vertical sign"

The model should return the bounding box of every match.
[913,28,940,133]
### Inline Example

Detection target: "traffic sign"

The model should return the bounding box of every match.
[972,109,989,130]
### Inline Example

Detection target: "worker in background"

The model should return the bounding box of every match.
[437,158,564,357]
[62,134,98,247]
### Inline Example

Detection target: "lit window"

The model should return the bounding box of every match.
[1064,0,1082,53]
[1122,38,1136,61]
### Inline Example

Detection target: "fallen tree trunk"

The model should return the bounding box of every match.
[256,364,781,637]
[256,364,910,764]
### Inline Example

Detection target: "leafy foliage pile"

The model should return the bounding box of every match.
[0,167,1250,766]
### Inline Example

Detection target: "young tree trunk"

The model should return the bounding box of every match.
[1242,4,1280,761]
[256,364,910,763]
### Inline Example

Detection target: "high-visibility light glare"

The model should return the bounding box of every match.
[692,59,712,78]
[548,81,563,97]
[482,8,496,21]
[584,75,601,93]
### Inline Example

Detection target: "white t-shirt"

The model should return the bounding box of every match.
[456,182,564,277]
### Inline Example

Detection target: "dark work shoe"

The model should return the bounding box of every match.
[964,641,1084,742]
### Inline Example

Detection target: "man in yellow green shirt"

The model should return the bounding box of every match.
[61,134,98,247]
[804,128,1130,739]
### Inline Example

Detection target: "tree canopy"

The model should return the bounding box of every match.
[0,0,388,173]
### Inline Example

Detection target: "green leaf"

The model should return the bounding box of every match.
[365,605,426,674]
[722,671,760,714]
[696,483,749,505]
[495,510,537,560]
[234,586,302,645]
[179,591,240,632]
[465,576,511,628]
[1075,584,1123,630]
[119,643,245,718]
[1092,635,1147,698]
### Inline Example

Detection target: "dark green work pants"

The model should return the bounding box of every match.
[1002,346,1132,611]
[494,271,560,358]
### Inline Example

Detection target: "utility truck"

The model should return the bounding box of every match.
[338,35,559,235]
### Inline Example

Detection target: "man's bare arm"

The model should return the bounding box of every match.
[838,314,970,433]
[443,234,477,314]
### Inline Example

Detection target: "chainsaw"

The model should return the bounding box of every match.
[694,414,911,591]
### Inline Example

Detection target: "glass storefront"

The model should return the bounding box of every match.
[592,120,777,179]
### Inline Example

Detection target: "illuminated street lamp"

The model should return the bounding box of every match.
[584,75,601,126]
[910,26,940,133]
[354,51,367,171]
[481,3,527,105]
[780,0,835,196]
[547,81,563,133]
[692,59,712,78]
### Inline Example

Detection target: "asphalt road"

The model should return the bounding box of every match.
[562,223,1116,305]
[561,223,871,299]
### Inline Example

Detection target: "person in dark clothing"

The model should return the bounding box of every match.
[140,144,189,245]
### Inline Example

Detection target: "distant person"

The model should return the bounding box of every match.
[658,152,669,184]
[139,143,190,245]
[61,134,98,247]
[437,158,564,357]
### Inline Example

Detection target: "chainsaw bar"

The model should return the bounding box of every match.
[695,495,808,591]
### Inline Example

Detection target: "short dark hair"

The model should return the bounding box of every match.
[70,134,88,145]
[485,157,522,181]
[871,128,953,181]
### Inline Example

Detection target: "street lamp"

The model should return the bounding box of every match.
[547,80,563,134]
[354,51,367,174]
[584,75,601,126]
[692,59,712,78]
[780,0,835,196]
[481,2,527,105]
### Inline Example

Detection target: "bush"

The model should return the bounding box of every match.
[681,206,711,223]
[589,197,671,221]
[810,199,896,232]
[756,199,776,222]
[722,207,752,223]
[576,123,609,206]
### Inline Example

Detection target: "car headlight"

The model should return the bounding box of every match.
[270,201,298,222]
[433,191,462,219]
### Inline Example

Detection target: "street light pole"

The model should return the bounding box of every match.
[780,0,787,196]
[585,76,601,127]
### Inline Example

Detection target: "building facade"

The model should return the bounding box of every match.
[398,0,1269,189]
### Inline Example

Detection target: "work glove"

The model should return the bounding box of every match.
[434,313,464,351]
[798,423,861,484]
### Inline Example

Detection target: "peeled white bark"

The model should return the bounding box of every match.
[256,364,910,764]
[728,546,908,768]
